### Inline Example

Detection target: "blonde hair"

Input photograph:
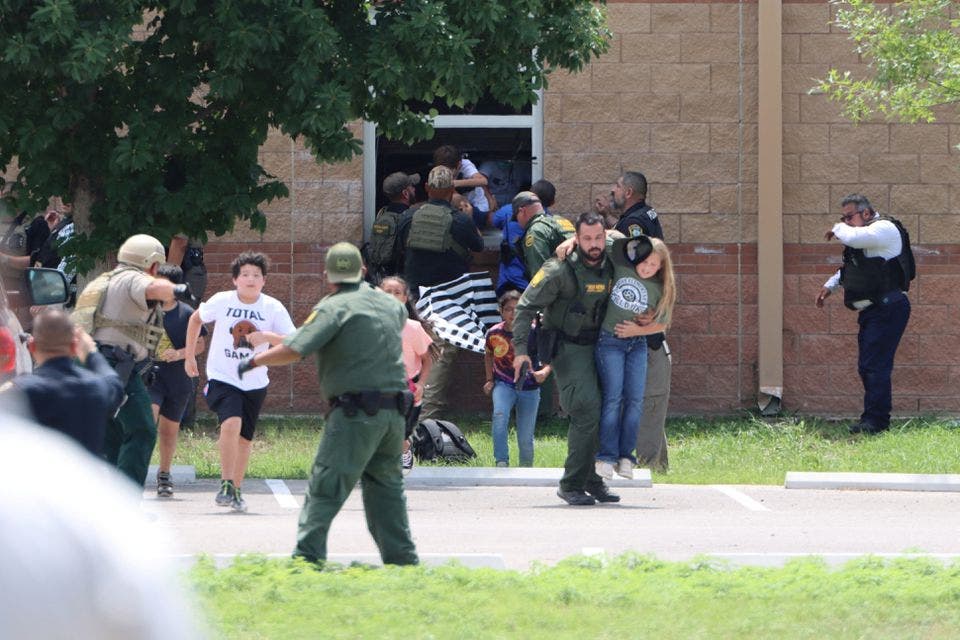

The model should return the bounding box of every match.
[646,238,676,327]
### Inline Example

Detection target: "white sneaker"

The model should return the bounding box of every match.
[595,460,614,480]
[401,449,414,476]
[616,458,634,479]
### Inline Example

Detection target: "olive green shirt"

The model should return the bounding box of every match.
[513,251,612,356]
[521,213,575,278]
[283,282,408,399]
[602,238,663,333]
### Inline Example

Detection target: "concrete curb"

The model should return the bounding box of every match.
[147,464,196,484]
[707,553,960,567]
[144,466,652,488]
[404,466,653,488]
[785,471,960,492]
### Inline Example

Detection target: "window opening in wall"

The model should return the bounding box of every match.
[362,91,543,241]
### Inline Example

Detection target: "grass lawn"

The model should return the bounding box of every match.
[190,554,960,639]
[161,414,960,484]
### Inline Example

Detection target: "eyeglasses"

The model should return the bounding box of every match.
[840,212,859,222]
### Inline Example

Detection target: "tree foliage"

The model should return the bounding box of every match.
[816,0,960,124]
[0,0,609,272]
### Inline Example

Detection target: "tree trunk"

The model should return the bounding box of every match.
[70,174,107,289]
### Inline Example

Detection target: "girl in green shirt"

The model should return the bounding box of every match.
[595,236,676,480]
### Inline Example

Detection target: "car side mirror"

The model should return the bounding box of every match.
[24,268,69,306]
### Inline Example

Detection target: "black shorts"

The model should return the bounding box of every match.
[204,379,267,441]
[148,364,194,422]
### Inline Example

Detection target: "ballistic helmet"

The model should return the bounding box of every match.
[117,234,166,270]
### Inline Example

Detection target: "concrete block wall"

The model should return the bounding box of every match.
[199,0,959,417]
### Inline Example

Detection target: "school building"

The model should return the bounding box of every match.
[206,1,960,417]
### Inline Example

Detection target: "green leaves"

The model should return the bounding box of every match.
[817,0,960,123]
[0,0,609,270]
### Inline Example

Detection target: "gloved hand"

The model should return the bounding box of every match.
[237,357,257,379]
[172,283,193,302]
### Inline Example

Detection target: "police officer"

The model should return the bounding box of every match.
[396,165,483,420]
[242,242,418,565]
[817,194,913,435]
[73,234,190,485]
[611,171,663,240]
[513,211,618,506]
[513,189,575,279]
[366,171,420,283]
[5,309,123,455]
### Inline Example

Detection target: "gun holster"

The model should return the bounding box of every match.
[537,329,559,365]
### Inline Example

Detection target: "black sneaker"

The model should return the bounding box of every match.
[586,483,621,503]
[157,470,174,498]
[215,479,235,506]
[557,488,596,506]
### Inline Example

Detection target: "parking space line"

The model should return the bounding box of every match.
[711,485,770,512]
[265,479,300,509]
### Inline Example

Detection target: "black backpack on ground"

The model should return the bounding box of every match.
[411,419,476,462]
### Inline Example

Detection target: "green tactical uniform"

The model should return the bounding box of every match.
[514,251,613,494]
[285,281,418,566]
[521,212,575,279]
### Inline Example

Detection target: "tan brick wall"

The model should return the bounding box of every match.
[197,0,959,417]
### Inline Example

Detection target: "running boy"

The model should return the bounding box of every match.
[149,264,207,497]
[184,252,295,512]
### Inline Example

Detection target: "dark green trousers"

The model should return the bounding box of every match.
[103,373,156,487]
[553,341,604,493]
[295,407,419,566]
[636,343,671,471]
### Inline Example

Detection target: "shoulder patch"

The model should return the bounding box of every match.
[557,217,575,232]
[530,268,546,288]
[302,309,318,326]
[646,208,658,220]
[524,234,534,247]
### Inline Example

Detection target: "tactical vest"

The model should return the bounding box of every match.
[368,206,403,271]
[406,203,468,258]
[840,215,915,310]
[517,214,575,278]
[543,253,613,342]
[72,265,165,357]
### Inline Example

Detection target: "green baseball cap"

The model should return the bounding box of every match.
[325,242,363,284]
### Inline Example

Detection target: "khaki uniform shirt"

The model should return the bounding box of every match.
[93,269,155,361]
[283,283,408,399]
[522,213,575,279]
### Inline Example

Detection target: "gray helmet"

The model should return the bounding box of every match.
[117,234,166,270]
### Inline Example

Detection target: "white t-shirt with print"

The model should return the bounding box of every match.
[459,158,490,213]
[199,291,296,390]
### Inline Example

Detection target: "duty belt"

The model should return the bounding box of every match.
[562,329,599,346]
[328,390,413,418]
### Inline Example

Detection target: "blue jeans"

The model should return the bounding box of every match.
[491,380,541,466]
[595,330,648,464]
[858,292,910,429]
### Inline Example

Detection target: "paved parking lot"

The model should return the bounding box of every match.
[145,479,960,570]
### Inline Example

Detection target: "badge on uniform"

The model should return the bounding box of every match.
[585,283,607,293]
[524,234,534,247]
[628,224,642,238]
[530,269,546,288]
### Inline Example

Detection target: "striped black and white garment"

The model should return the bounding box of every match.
[415,272,502,353]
